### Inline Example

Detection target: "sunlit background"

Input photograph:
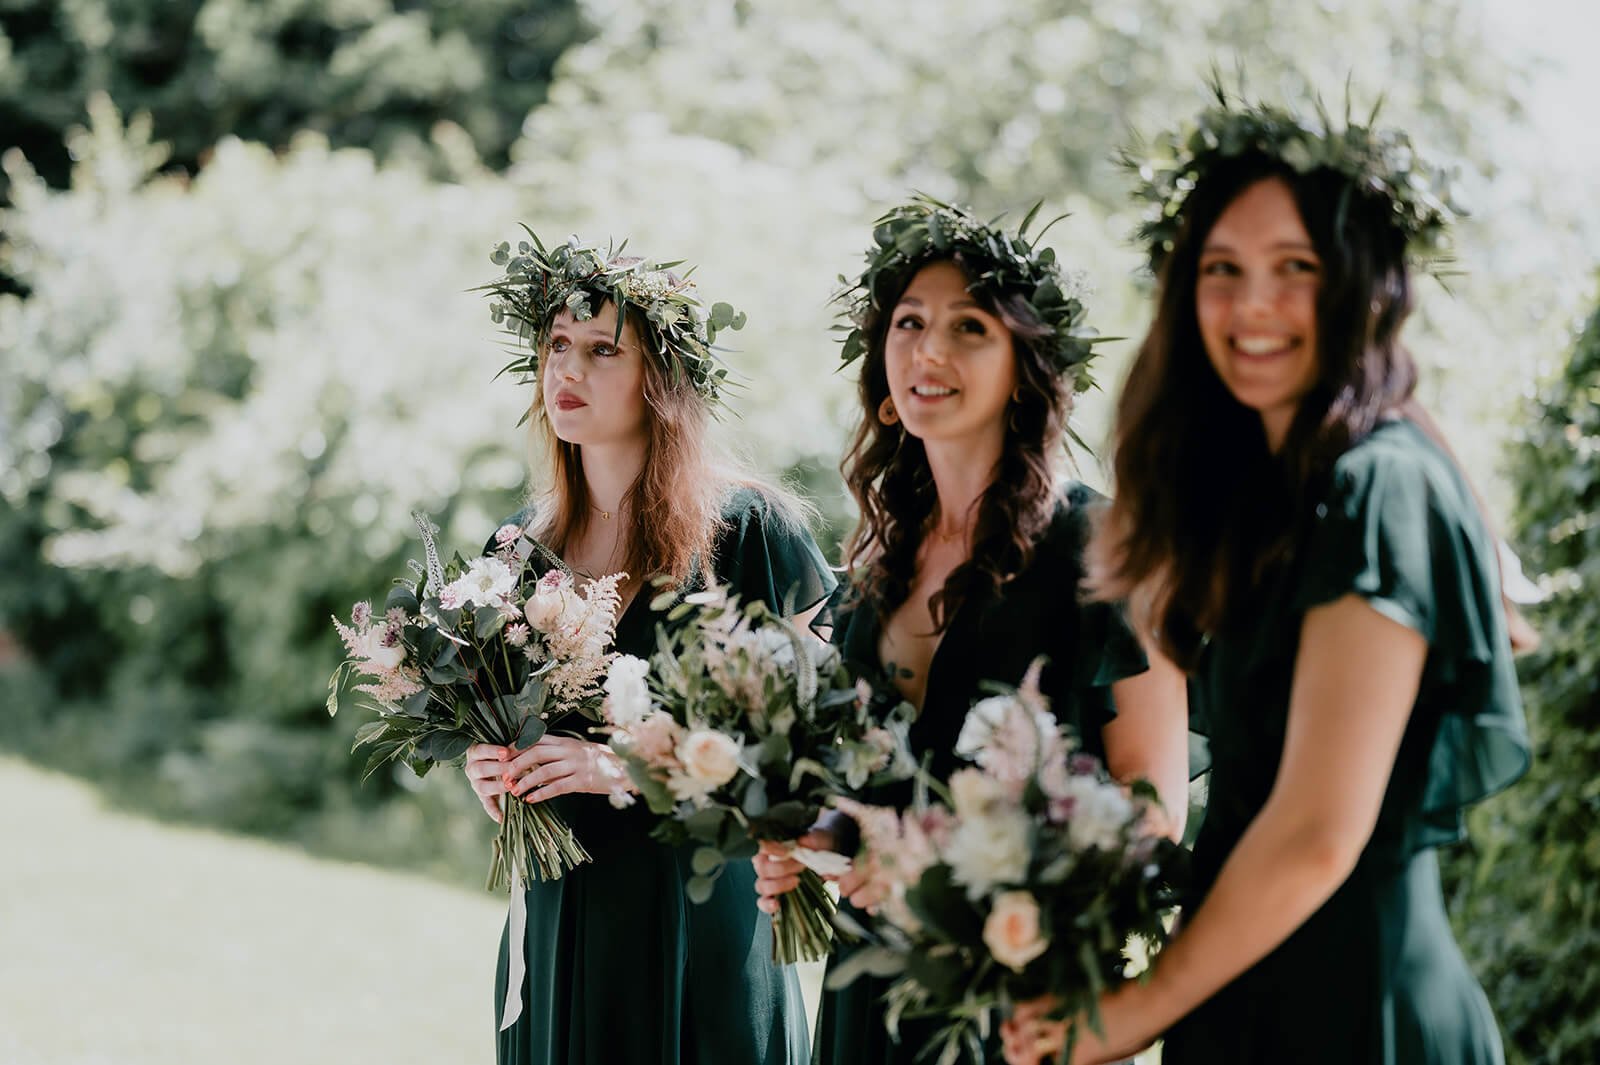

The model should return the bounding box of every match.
[3,1,1597,1061]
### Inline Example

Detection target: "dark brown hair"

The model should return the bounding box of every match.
[1091,153,1532,664]
[841,254,1071,628]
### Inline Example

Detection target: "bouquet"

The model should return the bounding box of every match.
[826,661,1185,1065]
[601,583,914,964]
[328,512,627,888]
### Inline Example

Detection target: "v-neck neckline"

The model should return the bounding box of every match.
[856,590,975,718]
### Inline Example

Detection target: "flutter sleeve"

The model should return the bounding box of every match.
[1292,427,1530,837]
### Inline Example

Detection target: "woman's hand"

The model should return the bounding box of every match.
[753,828,837,914]
[505,734,634,804]
[1001,995,1065,1064]
[463,743,515,823]
[835,854,888,912]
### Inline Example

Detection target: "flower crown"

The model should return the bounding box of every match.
[834,195,1105,394]
[481,229,744,406]
[1122,84,1465,278]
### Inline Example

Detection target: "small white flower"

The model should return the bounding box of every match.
[437,583,466,610]
[983,891,1050,972]
[945,807,1031,899]
[494,523,522,546]
[504,622,530,648]
[457,556,518,609]
[602,655,653,727]
[351,601,372,628]
[1052,775,1136,853]
[947,767,1006,817]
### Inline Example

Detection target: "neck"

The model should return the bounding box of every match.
[921,431,1003,544]
[577,437,647,518]
[1261,408,1292,454]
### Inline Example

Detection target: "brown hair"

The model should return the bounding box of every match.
[1091,153,1532,665]
[841,254,1071,628]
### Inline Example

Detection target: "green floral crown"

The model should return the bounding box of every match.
[834,195,1105,394]
[1122,84,1465,277]
[481,228,744,406]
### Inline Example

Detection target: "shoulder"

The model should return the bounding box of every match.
[712,482,836,611]
[1323,420,1475,526]
[1035,479,1107,561]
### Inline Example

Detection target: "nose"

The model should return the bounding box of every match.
[1237,272,1282,318]
[912,329,950,367]
[546,346,582,382]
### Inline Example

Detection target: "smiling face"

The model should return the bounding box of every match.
[882,260,1017,451]
[1195,176,1322,451]
[540,302,650,448]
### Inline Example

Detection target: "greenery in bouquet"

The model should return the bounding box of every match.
[328,512,626,888]
[601,583,914,964]
[825,662,1186,1065]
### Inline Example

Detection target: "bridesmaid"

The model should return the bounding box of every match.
[1003,94,1533,1064]
[462,236,831,1065]
[753,197,1191,1065]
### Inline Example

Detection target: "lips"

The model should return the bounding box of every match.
[909,383,959,399]
[552,391,587,411]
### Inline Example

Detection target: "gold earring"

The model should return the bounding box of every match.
[878,396,899,426]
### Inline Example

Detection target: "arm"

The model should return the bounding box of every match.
[1008,594,1426,1064]
[1101,644,1190,840]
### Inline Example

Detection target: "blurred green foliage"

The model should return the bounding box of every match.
[1442,292,1600,1064]
[0,6,1595,1054]
[0,0,588,194]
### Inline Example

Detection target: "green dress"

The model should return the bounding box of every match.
[813,482,1150,1065]
[1164,419,1531,1064]
[491,487,835,1065]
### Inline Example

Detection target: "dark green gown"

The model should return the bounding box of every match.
[813,482,1150,1065]
[1163,419,1531,1064]
[491,487,835,1065]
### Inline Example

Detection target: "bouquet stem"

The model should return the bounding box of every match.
[487,798,592,890]
[772,868,836,965]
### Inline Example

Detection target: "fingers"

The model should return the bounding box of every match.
[522,775,581,804]
[511,761,574,796]
[754,871,802,900]
[479,792,504,824]
[836,866,869,897]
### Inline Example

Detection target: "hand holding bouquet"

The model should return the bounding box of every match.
[601,584,913,963]
[329,512,626,887]
[826,661,1185,1065]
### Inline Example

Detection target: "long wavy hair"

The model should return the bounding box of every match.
[523,293,726,590]
[841,254,1072,629]
[1090,152,1530,666]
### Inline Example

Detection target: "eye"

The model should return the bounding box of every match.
[593,342,619,358]
[1199,259,1240,278]
[549,336,570,353]
[893,314,924,331]
[954,317,987,336]
[1283,257,1321,276]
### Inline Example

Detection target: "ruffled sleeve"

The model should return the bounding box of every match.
[1293,422,1530,840]
[714,485,837,617]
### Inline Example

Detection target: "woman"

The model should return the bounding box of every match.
[753,197,1191,1064]
[462,236,832,1065]
[1002,94,1532,1064]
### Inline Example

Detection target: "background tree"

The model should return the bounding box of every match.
[1443,291,1600,1064]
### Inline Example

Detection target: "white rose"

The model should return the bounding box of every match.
[359,627,405,672]
[524,577,577,632]
[983,891,1050,972]
[676,730,742,787]
[602,655,653,727]
[945,808,1031,899]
